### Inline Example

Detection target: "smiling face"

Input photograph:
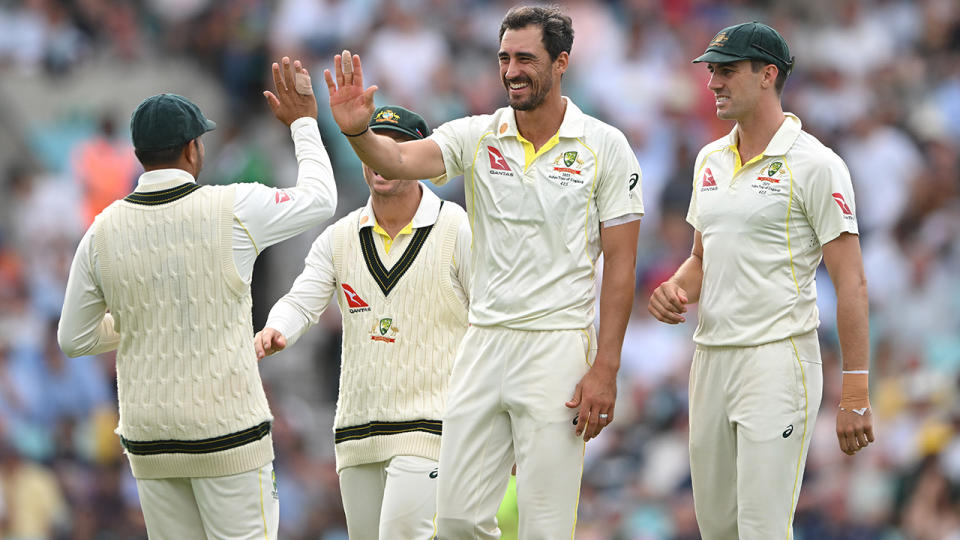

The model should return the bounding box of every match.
[706,60,767,121]
[498,25,565,111]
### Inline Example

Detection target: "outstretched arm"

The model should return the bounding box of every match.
[822,232,874,456]
[323,51,446,180]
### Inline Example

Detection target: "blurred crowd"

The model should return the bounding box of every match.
[1,0,959,538]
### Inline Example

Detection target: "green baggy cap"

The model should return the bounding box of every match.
[369,105,430,140]
[130,93,216,151]
[693,21,794,74]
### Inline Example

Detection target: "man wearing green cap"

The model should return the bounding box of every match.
[254,105,470,539]
[648,22,875,539]
[58,57,337,539]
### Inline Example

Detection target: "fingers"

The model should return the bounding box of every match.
[648,294,684,324]
[272,61,287,94]
[323,68,336,97]
[254,332,265,359]
[341,49,353,86]
[281,56,295,93]
[334,54,345,89]
[353,53,364,89]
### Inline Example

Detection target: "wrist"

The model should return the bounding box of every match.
[341,125,369,137]
[839,371,870,409]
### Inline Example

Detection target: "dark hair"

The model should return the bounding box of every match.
[135,140,191,167]
[499,5,573,61]
[750,59,789,95]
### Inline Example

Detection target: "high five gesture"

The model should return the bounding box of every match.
[324,50,378,136]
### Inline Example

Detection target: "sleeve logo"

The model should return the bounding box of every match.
[832,192,853,215]
[275,190,291,204]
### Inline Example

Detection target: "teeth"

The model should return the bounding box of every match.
[509,82,528,89]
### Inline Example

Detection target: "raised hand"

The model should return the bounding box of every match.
[323,50,378,136]
[263,56,319,126]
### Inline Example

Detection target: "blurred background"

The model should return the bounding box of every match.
[0,0,959,538]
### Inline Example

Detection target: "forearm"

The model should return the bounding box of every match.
[668,253,704,303]
[291,117,337,210]
[59,312,119,358]
[346,131,432,180]
[595,255,636,372]
[835,276,870,372]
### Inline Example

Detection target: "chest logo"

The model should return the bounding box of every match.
[370,317,399,343]
[767,161,782,176]
[701,168,718,191]
[487,146,512,174]
[832,192,853,216]
[341,283,371,313]
[552,151,584,175]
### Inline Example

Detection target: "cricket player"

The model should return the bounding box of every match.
[57,58,336,539]
[647,22,875,539]
[323,5,644,538]
[253,105,470,539]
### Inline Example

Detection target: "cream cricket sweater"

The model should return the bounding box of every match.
[93,183,273,479]
[331,202,467,472]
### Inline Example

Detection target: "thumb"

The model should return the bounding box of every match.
[676,288,688,305]
[274,333,287,350]
[565,383,583,408]
[263,91,280,114]
[362,85,378,106]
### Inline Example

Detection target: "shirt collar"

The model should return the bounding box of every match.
[494,97,586,140]
[135,169,197,192]
[726,113,802,157]
[357,182,442,230]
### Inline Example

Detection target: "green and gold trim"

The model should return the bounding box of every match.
[120,421,271,455]
[358,202,442,297]
[335,419,442,444]
[124,183,201,205]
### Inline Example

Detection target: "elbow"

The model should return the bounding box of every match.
[57,332,84,359]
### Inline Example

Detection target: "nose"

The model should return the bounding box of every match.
[707,72,722,91]
[504,58,521,80]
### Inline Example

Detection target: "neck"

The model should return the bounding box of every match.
[734,100,785,162]
[515,94,567,151]
[371,184,422,238]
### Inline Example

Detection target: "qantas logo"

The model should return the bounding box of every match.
[832,192,853,215]
[341,283,371,312]
[487,146,512,174]
[701,168,718,191]
[275,191,291,204]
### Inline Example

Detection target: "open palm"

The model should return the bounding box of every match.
[324,51,378,136]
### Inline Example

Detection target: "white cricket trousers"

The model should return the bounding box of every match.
[339,455,439,539]
[136,463,278,540]
[689,330,823,540]
[436,325,595,539]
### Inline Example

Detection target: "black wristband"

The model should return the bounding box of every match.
[340,126,369,137]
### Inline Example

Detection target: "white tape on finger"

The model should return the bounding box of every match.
[341,50,353,74]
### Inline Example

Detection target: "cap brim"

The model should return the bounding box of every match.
[370,124,423,140]
[692,50,748,64]
[204,118,217,132]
